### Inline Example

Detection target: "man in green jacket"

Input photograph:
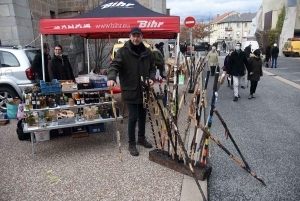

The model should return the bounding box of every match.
[153,43,166,79]
[107,27,156,156]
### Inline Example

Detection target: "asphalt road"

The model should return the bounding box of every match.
[198,51,300,200]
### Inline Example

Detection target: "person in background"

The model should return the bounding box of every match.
[223,42,227,53]
[204,42,210,55]
[271,43,279,68]
[248,49,263,99]
[158,42,165,58]
[206,46,219,76]
[264,45,271,67]
[223,49,234,89]
[244,44,252,60]
[32,43,51,82]
[227,42,252,102]
[153,43,166,80]
[107,27,156,156]
[48,45,75,81]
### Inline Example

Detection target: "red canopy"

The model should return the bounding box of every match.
[40,0,180,39]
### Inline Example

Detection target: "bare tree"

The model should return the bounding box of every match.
[81,0,116,72]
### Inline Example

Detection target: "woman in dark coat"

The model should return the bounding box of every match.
[248,49,263,99]
[265,45,271,67]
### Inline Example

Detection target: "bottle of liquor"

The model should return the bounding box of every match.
[31,93,36,109]
[25,93,31,110]
[36,93,41,109]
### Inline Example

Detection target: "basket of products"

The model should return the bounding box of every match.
[40,79,60,93]
[90,77,107,88]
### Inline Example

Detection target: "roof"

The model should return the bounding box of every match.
[218,12,257,23]
[211,11,236,23]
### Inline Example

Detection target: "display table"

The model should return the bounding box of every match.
[22,87,123,159]
[23,116,123,159]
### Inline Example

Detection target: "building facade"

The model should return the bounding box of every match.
[209,11,237,44]
[218,12,257,43]
[251,0,300,56]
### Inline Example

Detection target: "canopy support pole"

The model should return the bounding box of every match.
[41,34,45,81]
[87,38,90,74]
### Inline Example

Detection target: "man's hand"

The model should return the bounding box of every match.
[250,72,254,75]
[107,80,117,89]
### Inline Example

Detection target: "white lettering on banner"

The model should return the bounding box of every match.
[95,23,130,29]
[101,1,134,9]
[52,24,91,30]
[137,20,164,28]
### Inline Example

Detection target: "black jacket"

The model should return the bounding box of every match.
[227,50,251,76]
[32,51,50,82]
[271,47,279,58]
[107,41,156,104]
[48,55,75,81]
[244,45,251,58]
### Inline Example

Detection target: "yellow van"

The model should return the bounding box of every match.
[110,40,152,62]
[283,38,300,57]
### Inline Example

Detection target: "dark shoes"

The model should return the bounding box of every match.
[128,144,139,156]
[241,86,245,89]
[137,138,153,148]
[233,97,238,102]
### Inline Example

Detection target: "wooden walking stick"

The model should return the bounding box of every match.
[111,89,122,161]
[199,124,266,186]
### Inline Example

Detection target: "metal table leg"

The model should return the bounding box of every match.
[30,132,35,159]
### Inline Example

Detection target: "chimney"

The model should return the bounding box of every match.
[217,14,219,18]
[166,9,170,16]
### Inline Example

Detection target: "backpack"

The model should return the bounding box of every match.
[16,119,31,141]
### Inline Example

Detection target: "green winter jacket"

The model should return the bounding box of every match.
[152,49,164,66]
[107,41,156,104]
[248,57,263,81]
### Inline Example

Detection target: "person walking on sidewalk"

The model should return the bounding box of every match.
[107,27,156,156]
[153,43,166,80]
[271,43,279,68]
[222,49,234,89]
[264,45,271,67]
[248,49,263,99]
[223,42,227,53]
[227,42,252,102]
[207,46,219,76]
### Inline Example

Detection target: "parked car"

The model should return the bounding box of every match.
[0,46,39,110]
[194,42,208,51]
[283,38,300,57]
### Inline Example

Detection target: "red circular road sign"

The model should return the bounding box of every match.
[184,16,196,29]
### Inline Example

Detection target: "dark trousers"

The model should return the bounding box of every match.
[210,66,216,76]
[227,75,233,86]
[250,81,258,94]
[127,103,146,144]
[157,65,165,78]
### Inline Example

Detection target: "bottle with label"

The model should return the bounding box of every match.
[31,93,36,109]
[25,93,31,110]
[36,93,41,109]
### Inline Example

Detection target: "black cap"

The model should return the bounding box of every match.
[130,27,142,35]
[159,42,164,46]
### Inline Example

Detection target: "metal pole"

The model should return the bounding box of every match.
[190,28,192,56]
[87,38,90,74]
[41,34,45,81]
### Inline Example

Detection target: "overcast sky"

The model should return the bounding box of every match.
[166,0,262,22]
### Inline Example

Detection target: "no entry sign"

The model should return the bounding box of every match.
[184,16,196,29]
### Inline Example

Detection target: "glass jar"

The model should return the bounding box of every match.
[68,98,74,106]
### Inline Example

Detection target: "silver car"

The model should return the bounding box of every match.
[0,46,39,111]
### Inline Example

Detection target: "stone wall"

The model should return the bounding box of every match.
[0,0,34,46]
